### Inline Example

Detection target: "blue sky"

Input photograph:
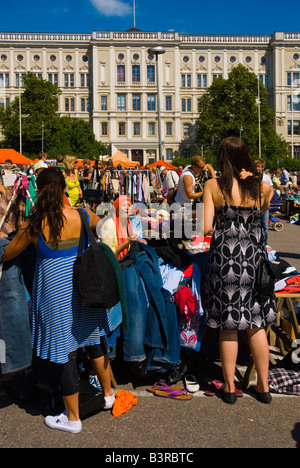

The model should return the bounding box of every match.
[0,0,299,35]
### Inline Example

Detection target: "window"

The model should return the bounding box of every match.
[259,74,269,88]
[0,73,9,87]
[288,120,300,135]
[16,74,25,87]
[166,122,172,136]
[117,65,125,82]
[183,56,190,63]
[166,96,172,111]
[65,98,75,112]
[147,65,155,83]
[119,122,126,136]
[101,96,107,111]
[118,53,125,61]
[64,73,74,87]
[183,124,191,137]
[33,54,40,62]
[288,95,300,111]
[80,74,90,87]
[65,55,73,62]
[17,54,24,62]
[117,94,126,111]
[148,122,155,136]
[214,56,221,63]
[48,73,58,86]
[81,98,90,112]
[132,65,140,83]
[0,97,9,108]
[181,74,191,87]
[166,149,173,160]
[133,54,139,61]
[213,74,222,81]
[1,54,7,61]
[132,94,141,111]
[294,146,300,158]
[197,74,207,88]
[133,122,140,136]
[182,98,191,112]
[287,72,300,87]
[49,55,57,62]
[82,55,89,63]
[147,94,156,111]
[102,122,108,136]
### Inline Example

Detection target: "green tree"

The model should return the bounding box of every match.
[0,72,108,159]
[196,65,289,167]
[47,116,109,159]
[0,72,61,155]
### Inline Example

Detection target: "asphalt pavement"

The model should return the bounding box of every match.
[0,213,300,450]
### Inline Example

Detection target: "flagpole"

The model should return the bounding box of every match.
[133,0,136,28]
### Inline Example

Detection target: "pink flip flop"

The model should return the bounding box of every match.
[204,380,243,397]
[147,381,185,394]
[154,388,193,401]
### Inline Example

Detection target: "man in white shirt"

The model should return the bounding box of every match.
[160,166,179,205]
[33,151,48,174]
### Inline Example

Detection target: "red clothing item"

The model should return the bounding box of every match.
[174,286,196,321]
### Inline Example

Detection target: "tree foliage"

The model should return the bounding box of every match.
[0,72,108,159]
[196,65,289,168]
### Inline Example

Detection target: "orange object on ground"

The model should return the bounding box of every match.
[112,390,138,417]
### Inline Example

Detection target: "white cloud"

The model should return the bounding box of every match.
[90,0,131,17]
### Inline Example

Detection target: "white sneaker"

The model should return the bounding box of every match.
[44,412,82,434]
[103,393,115,410]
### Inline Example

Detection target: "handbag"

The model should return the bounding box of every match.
[75,208,120,309]
[254,257,276,296]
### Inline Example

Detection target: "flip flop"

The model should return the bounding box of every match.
[204,380,224,397]
[204,380,243,397]
[154,389,193,401]
[147,382,185,394]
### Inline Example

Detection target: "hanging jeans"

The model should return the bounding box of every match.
[0,239,32,375]
[122,242,173,363]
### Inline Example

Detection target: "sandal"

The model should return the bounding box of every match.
[154,388,193,401]
[204,380,243,397]
[147,382,185,394]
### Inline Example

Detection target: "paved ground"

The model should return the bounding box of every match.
[0,212,299,449]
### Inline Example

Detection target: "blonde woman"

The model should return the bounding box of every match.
[64,155,82,206]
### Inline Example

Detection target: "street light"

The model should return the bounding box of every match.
[148,46,166,161]
[42,121,45,152]
[239,126,244,139]
[19,73,22,154]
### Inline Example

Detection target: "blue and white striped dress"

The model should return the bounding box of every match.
[31,224,113,364]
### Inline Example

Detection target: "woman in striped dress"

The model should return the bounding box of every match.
[3,167,118,434]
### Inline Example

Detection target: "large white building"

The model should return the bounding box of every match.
[0,29,299,163]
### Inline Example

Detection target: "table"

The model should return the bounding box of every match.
[243,293,300,388]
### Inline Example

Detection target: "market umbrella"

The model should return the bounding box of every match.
[110,150,140,168]
[0,149,32,165]
[149,159,178,171]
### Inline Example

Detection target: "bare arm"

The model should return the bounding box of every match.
[183,174,203,200]
[203,180,215,235]
[206,164,217,179]
[2,221,33,262]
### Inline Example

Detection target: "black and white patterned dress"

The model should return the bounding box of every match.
[204,202,277,330]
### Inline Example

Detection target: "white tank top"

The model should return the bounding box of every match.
[174,166,195,205]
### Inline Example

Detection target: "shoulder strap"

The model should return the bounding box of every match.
[77,208,97,257]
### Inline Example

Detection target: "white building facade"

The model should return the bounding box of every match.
[0,29,299,163]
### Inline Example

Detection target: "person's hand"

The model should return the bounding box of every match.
[240,169,253,179]
[0,232,8,238]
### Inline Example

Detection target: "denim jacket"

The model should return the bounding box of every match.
[0,239,32,375]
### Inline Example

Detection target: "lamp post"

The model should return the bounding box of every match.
[42,121,45,152]
[19,73,22,154]
[239,126,244,139]
[148,46,165,161]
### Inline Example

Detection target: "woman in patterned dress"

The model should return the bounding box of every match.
[203,137,276,404]
[3,167,117,433]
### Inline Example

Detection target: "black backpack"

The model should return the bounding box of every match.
[75,209,120,310]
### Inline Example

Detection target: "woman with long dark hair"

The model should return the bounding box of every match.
[203,137,276,404]
[3,167,117,433]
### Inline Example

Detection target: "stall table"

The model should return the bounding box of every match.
[243,293,300,388]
